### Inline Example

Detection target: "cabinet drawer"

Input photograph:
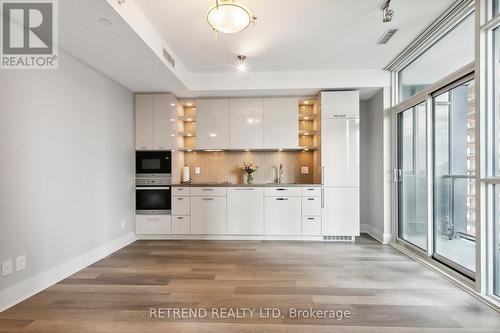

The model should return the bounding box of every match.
[301,186,321,197]
[172,216,190,234]
[191,187,227,197]
[264,187,301,197]
[302,196,321,216]
[172,187,190,196]
[136,215,171,235]
[302,216,322,236]
[172,196,190,215]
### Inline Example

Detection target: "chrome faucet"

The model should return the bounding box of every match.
[278,163,284,184]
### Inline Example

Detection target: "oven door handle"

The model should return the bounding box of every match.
[135,187,171,190]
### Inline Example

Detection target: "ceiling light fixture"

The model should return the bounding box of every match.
[381,0,394,23]
[207,0,257,36]
[234,55,250,78]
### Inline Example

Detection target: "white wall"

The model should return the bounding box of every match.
[363,89,393,243]
[0,50,135,307]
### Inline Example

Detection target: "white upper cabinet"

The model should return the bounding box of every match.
[135,94,179,150]
[263,98,299,149]
[196,99,230,150]
[135,94,153,150]
[229,99,264,149]
[153,94,178,150]
[321,118,360,187]
[320,91,360,119]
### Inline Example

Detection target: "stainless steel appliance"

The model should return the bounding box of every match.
[136,151,171,177]
[136,177,171,215]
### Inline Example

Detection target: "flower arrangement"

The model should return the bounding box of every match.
[240,162,258,184]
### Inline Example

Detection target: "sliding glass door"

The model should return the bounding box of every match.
[432,79,476,277]
[397,102,427,250]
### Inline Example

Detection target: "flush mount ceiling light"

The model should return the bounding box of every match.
[234,55,251,78]
[207,0,257,35]
[381,0,394,23]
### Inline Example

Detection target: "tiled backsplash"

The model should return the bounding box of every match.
[183,151,319,184]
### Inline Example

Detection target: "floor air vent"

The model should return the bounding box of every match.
[323,236,355,242]
[377,29,398,45]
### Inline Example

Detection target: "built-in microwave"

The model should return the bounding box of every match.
[136,151,171,177]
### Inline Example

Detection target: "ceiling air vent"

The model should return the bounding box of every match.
[377,29,398,45]
[162,48,175,68]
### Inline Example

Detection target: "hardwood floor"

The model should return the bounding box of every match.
[1,236,499,332]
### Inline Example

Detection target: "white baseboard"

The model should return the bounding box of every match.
[0,232,136,312]
[136,234,326,241]
[364,224,392,245]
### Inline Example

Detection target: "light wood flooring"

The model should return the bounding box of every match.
[1,236,499,332]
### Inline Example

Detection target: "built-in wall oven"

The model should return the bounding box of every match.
[135,151,172,215]
[136,178,171,215]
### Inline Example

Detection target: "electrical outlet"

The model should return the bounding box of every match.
[195,167,201,175]
[16,255,26,272]
[121,219,126,229]
[301,166,309,174]
[2,260,13,276]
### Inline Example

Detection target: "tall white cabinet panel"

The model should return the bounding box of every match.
[264,196,302,235]
[263,98,299,149]
[135,95,153,150]
[190,197,227,234]
[229,99,264,149]
[196,99,230,150]
[320,91,359,118]
[153,94,177,150]
[227,187,264,235]
[321,118,360,187]
[322,187,360,236]
[321,91,360,238]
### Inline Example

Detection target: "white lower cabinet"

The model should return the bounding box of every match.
[172,196,190,216]
[264,196,302,235]
[227,187,264,235]
[191,196,227,235]
[322,187,360,236]
[302,216,322,236]
[136,215,171,235]
[172,216,190,234]
[302,196,321,216]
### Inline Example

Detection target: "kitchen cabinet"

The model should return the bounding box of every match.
[153,94,178,150]
[321,91,359,119]
[135,95,153,150]
[172,196,190,216]
[302,196,321,216]
[136,215,171,235]
[321,118,359,187]
[263,98,299,149]
[230,99,264,149]
[172,216,190,234]
[190,196,227,234]
[196,99,230,150]
[135,94,178,150]
[322,187,360,236]
[264,196,301,235]
[264,187,301,197]
[227,187,264,235]
[302,216,322,236]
